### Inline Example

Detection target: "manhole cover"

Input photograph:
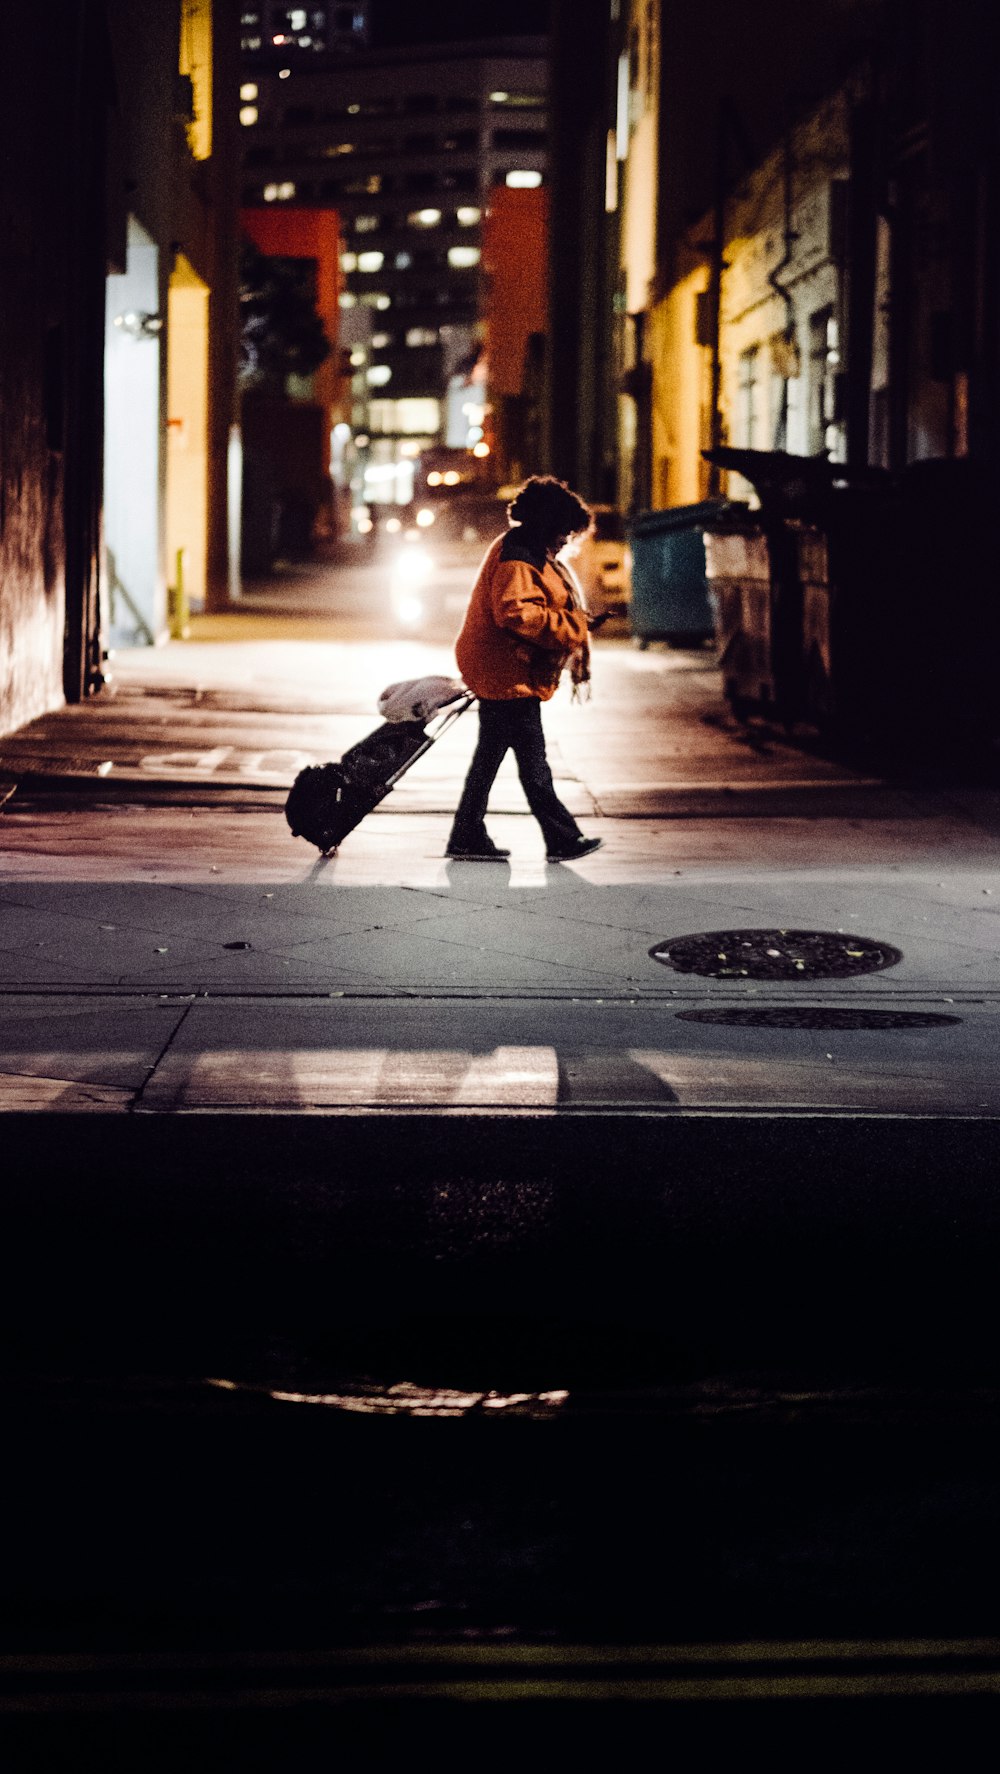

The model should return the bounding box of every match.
[675,1007,959,1030]
[649,929,903,980]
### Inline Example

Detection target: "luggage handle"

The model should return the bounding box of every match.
[380,691,475,793]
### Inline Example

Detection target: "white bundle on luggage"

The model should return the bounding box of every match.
[377,675,467,723]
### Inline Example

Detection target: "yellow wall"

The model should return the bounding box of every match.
[165,256,209,610]
[648,90,852,507]
[649,265,711,509]
[179,0,213,161]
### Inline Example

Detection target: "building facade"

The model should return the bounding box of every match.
[650,87,857,510]
[104,0,241,642]
[238,27,548,511]
[601,0,997,513]
[0,0,240,741]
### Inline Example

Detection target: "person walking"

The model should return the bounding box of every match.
[446,475,605,862]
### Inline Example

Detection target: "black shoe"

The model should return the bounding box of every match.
[546,835,603,862]
[446,842,511,861]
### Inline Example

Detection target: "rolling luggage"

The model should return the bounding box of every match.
[285,680,473,855]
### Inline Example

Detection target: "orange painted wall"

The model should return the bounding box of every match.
[482,186,548,398]
[240,206,343,422]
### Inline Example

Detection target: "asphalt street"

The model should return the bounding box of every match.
[1,564,998,1115]
[2,558,1000,1727]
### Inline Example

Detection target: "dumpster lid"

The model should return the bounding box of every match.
[627,498,746,537]
[702,447,892,516]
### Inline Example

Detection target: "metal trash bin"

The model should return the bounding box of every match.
[702,450,890,727]
[627,500,734,648]
[792,480,897,743]
[702,514,775,716]
[894,458,995,760]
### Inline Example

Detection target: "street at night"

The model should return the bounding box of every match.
[3,571,1000,1755]
[2,592,999,1115]
[2,0,999,1754]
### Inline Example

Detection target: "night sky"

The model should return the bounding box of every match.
[372,0,551,47]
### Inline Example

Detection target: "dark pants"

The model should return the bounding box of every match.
[449,697,582,853]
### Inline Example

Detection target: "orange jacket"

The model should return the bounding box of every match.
[454,530,589,701]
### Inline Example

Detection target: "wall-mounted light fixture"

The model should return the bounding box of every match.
[113,311,163,340]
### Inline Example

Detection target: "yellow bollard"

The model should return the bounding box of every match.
[168,546,190,639]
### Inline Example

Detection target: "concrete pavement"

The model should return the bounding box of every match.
[1,625,999,1114]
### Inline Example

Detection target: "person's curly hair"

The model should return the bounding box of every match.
[507,476,592,541]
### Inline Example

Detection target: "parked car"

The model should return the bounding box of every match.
[568,506,632,616]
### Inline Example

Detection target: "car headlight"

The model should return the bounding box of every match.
[394,593,425,627]
[390,545,433,591]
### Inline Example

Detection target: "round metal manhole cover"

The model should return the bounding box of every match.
[649,929,903,980]
[675,1007,959,1030]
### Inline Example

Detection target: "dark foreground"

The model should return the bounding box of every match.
[2,1113,998,1758]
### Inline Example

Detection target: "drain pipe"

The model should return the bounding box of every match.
[768,120,799,450]
[705,103,727,497]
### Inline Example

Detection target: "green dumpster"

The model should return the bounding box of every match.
[627,500,734,648]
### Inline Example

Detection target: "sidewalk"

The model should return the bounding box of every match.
[2,627,999,1114]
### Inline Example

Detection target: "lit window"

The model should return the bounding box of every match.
[394,251,412,269]
[277,181,295,200]
[456,207,481,226]
[324,142,355,157]
[263,182,278,201]
[371,332,392,348]
[375,294,391,310]
[357,250,385,272]
[354,214,380,232]
[240,105,259,126]
[505,170,542,188]
[408,208,442,228]
[349,348,366,366]
[490,91,545,109]
[406,327,439,347]
[366,364,392,387]
[240,82,258,101]
[340,251,358,271]
[447,246,480,268]
[368,397,441,434]
[339,291,357,308]
[289,8,307,29]
[279,67,291,79]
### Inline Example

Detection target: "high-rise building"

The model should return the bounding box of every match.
[240,3,370,58]
[239,23,547,510]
